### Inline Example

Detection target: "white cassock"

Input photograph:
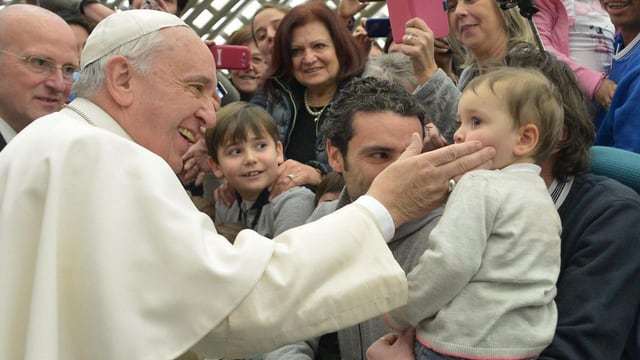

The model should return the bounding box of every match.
[0,98,407,360]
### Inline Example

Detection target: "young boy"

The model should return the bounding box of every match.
[385,67,565,359]
[206,101,315,238]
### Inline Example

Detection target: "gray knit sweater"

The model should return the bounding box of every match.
[386,164,561,359]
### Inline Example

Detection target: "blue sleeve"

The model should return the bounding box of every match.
[595,67,640,152]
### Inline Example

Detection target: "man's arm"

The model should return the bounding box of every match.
[594,68,640,152]
[193,201,409,358]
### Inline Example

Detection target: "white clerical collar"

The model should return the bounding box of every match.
[548,176,574,210]
[63,98,134,142]
[0,116,17,144]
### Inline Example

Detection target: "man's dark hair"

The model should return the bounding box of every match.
[321,76,427,156]
[503,42,594,181]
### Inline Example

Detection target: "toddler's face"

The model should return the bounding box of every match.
[454,84,520,169]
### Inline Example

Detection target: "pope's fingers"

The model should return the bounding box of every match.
[425,141,483,166]
[396,133,423,161]
[437,145,496,181]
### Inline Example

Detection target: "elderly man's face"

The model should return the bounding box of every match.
[127,27,217,173]
[328,111,423,201]
[0,7,79,132]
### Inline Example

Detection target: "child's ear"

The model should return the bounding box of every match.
[276,141,284,164]
[514,124,539,157]
[327,140,345,173]
[208,157,225,178]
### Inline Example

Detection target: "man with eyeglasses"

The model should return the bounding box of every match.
[0,4,79,151]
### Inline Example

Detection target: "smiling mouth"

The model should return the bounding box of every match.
[36,96,61,104]
[603,0,631,7]
[178,127,196,143]
[304,67,322,74]
[459,24,477,33]
[242,170,263,177]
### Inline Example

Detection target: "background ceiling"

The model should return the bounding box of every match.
[0,0,390,44]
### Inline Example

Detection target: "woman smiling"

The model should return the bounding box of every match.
[253,1,367,197]
[400,0,536,141]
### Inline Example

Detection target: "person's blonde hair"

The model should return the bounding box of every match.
[463,67,564,164]
[449,4,536,66]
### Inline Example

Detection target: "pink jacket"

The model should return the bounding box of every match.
[533,0,606,99]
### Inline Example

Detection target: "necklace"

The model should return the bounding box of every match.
[304,89,328,122]
[65,104,96,126]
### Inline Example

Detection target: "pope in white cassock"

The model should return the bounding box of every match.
[0,8,494,360]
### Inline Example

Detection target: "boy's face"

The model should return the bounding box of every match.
[454,84,521,169]
[209,130,283,202]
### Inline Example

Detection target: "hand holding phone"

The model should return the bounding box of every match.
[209,44,251,71]
[388,0,450,43]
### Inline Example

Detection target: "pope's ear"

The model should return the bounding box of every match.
[104,56,135,107]
[514,124,539,157]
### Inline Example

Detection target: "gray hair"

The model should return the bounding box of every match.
[73,31,166,98]
[363,52,420,92]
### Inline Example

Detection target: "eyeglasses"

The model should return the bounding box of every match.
[0,49,78,83]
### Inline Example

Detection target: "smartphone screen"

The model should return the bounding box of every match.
[216,81,227,100]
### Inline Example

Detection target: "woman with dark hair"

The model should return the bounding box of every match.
[252,1,367,197]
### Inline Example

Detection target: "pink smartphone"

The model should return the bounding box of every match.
[209,44,251,70]
[388,0,450,43]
